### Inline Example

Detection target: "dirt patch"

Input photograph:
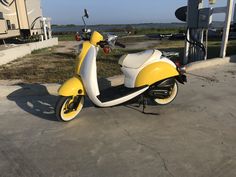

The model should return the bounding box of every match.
[125,40,160,50]
[0,41,121,84]
[54,41,79,53]
[187,73,220,83]
[226,70,236,75]
[0,46,75,83]
[1,39,234,84]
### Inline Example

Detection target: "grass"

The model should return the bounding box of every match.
[53,27,184,42]
[0,38,235,83]
[54,34,75,41]
[134,28,184,35]
[0,47,75,83]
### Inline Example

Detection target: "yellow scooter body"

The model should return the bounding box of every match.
[58,30,180,96]
[58,31,103,97]
[58,76,85,96]
[135,62,179,87]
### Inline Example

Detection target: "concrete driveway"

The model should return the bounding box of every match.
[0,62,236,177]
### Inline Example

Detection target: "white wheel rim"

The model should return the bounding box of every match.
[60,97,84,121]
[154,83,178,105]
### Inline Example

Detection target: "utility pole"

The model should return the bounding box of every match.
[183,0,234,64]
[234,3,236,24]
[42,17,48,40]
[184,0,204,64]
[220,0,233,58]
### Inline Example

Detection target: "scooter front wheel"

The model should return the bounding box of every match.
[153,82,178,105]
[56,96,84,122]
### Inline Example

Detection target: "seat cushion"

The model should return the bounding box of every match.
[119,50,155,69]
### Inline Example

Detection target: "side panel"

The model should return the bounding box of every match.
[121,67,139,88]
[75,41,92,74]
[135,62,179,87]
[58,76,85,96]
[80,46,100,97]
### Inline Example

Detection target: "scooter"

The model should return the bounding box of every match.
[55,9,187,122]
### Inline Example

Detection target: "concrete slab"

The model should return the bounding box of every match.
[0,62,236,177]
[186,55,236,72]
[0,38,58,65]
[1,55,235,98]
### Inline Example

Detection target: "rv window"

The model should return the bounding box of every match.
[6,20,11,30]
[12,24,16,30]
[0,12,3,19]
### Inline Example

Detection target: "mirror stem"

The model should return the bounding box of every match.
[82,16,87,30]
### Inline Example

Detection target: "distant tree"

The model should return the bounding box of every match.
[51,24,59,27]
[66,24,77,27]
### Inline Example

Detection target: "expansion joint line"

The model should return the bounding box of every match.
[111,114,175,177]
[122,128,175,177]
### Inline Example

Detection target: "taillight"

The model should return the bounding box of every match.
[174,60,181,67]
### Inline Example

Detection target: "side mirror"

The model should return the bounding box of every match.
[75,33,81,41]
[84,9,89,18]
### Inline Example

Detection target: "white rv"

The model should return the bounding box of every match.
[0,0,44,40]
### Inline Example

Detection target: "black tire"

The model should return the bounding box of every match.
[56,96,84,122]
[153,81,178,105]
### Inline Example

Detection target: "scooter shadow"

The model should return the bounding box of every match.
[99,78,160,115]
[124,99,160,116]
[7,83,93,122]
[7,79,160,121]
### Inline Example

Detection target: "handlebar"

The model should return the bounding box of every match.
[97,40,126,49]
[82,28,91,33]
[115,42,126,48]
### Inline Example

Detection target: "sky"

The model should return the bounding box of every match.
[41,0,235,25]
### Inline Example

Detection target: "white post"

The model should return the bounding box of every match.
[234,3,236,24]
[40,35,44,41]
[42,17,48,40]
[220,0,233,58]
[47,18,52,39]
[184,29,190,64]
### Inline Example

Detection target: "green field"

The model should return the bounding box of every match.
[53,27,184,41]
[0,33,235,83]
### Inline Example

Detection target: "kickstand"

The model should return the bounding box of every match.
[138,95,148,113]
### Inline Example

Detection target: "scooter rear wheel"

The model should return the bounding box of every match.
[56,96,84,122]
[153,82,178,105]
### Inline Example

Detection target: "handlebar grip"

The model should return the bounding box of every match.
[115,42,126,48]
[97,41,108,47]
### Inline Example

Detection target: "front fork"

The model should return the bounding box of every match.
[65,95,83,113]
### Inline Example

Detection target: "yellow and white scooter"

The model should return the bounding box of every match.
[55,10,187,122]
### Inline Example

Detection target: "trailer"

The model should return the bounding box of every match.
[0,0,45,40]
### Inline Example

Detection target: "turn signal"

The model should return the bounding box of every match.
[174,60,181,67]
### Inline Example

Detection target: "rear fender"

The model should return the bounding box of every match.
[58,76,85,97]
[135,62,179,87]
